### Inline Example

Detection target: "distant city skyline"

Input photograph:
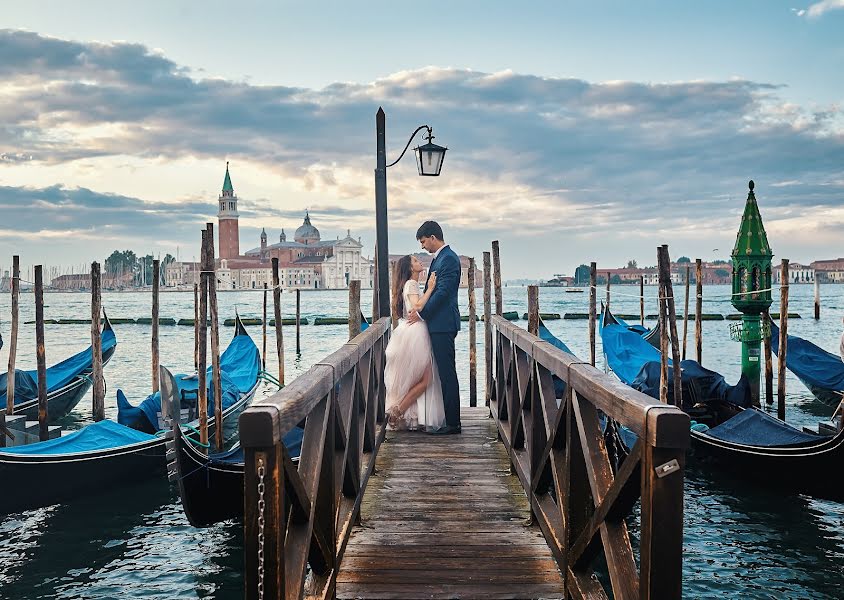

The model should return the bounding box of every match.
[1,2,843,279]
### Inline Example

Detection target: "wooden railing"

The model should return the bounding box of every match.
[239,317,390,600]
[490,315,689,600]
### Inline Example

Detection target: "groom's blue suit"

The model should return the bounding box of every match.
[419,245,461,429]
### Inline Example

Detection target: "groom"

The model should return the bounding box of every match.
[408,220,462,434]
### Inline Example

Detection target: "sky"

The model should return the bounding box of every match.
[1,1,843,280]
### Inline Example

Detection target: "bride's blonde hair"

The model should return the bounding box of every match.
[392,255,414,320]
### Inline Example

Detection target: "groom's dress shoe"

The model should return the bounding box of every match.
[428,425,462,435]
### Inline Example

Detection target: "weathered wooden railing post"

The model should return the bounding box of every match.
[468,257,478,407]
[492,240,503,316]
[777,259,789,421]
[349,280,361,339]
[489,310,689,599]
[483,252,493,407]
[695,258,703,364]
[35,266,48,441]
[240,317,391,600]
[91,261,105,420]
[151,259,160,394]
[6,255,20,416]
[589,262,597,367]
[272,257,285,385]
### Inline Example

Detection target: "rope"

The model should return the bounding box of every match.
[589,283,788,302]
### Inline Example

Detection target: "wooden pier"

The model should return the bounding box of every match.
[336,407,564,599]
[240,308,689,599]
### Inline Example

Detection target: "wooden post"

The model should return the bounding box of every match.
[814,277,820,320]
[207,224,223,452]
[763,310,774,406]
[91,262,105,421]
[372,244,380,325]
[35,266,48,441]
[151,259,160,393]
[349,280,361,339]
[640,274,645,326]
[777,259,789,421]
[657,260,669,406]
[296,288,301,354]
[527,285,539,336]
[262,283,268,371]
[6,255,20,415]
[695,258,703,364]
[483,252,493,407]
[197,230,209,447]
[193,282,199,371]
[492,240,503,316]
[682,265,690,360]
[660,246,683,407]
[605,272,611,312]
[272,258,285,385]
[468,258,477,407]
[589,262,597,367]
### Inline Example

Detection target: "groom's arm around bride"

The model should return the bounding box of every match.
[412,220,462,433]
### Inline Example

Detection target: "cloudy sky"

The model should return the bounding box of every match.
[1,1,843,279]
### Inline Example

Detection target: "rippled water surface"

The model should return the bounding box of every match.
[1,285,842,599]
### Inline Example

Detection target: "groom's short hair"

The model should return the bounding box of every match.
[416,221,444,241]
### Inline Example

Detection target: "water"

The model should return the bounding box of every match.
[0,285,842,598]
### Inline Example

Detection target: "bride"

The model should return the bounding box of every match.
[384,255,446,431]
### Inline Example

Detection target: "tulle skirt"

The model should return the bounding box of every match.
[384,319,446,429]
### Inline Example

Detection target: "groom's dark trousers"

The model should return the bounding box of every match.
[419,244,462,428]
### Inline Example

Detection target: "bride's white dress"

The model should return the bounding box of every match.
[384,280,446,430]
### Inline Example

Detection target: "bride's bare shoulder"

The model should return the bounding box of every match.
[404,279,421,293]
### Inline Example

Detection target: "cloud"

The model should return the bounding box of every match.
[794,1,844,18]
[1,29,843,274]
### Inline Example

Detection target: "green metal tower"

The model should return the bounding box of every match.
[730,180,773,405]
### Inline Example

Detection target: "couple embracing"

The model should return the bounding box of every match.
[384,221,461,435]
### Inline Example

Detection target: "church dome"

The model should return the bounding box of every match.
[294,211,320,244]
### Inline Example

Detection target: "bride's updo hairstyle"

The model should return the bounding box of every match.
[392,255,414,320]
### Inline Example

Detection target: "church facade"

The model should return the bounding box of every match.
[165,164,373,290]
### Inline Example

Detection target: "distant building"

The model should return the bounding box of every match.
[772,262,815,284]
[811,258,844,283]
[165,164,374,290]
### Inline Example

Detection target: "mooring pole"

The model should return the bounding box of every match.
[777,259,789,421]
[6,255,20,415]
[296,288,301,354]
[527,285,539,336]
[605,272,611,312]
[589,262,597,367]
[695,258,703,364]
[660,246,683,407]
[91,261,104,420]
[151,259,160,394]
[640,274,645,326]
[468,257,478,407]
[492,240,503,316]
[197,230,209,447]
[262,283,268,372]
[682,265,690,360]
[272,257,284,385]
[193,282,199,371]
[764,310,774,405]
[483,251,493,406]
[814,277,820,320]
[207,224,223,452]
[349,280,361,339]
[35,266,48,441]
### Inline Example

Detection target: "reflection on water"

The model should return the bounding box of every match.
[0,285,842,598]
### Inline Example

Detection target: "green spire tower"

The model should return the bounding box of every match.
[730,180,773,405]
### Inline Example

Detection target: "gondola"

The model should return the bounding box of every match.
[0,313,118,420]
[164,367,303,527]
[600,304,844,502]
[0,315,261,514]
[769,320,844,407]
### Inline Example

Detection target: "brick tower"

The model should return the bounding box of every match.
[217,162,240,259]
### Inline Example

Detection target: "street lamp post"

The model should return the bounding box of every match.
[373,107,447,319]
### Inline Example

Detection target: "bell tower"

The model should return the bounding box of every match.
[218,162,240,259]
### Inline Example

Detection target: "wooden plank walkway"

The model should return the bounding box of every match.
[336,407,566,600]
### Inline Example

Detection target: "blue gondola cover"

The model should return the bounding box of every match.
[702,408,825,447]
[1,419,155,455]
[769,321,844,395]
